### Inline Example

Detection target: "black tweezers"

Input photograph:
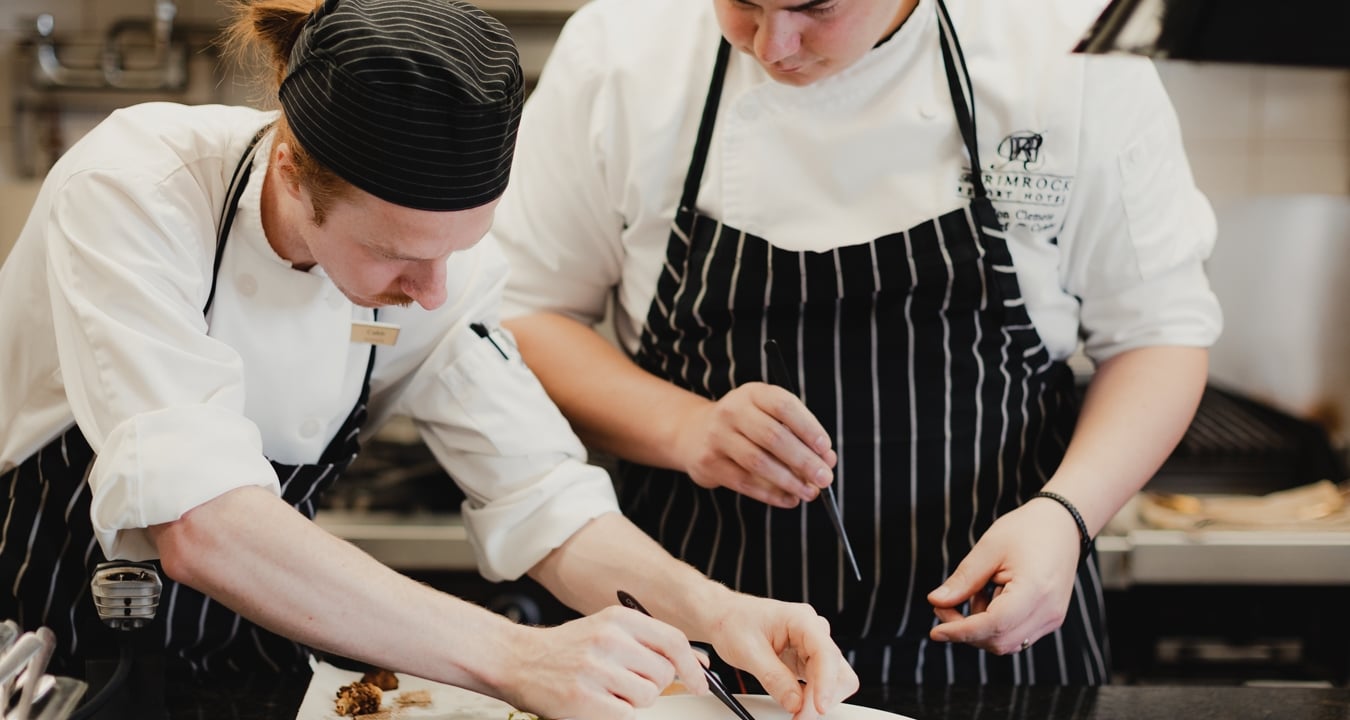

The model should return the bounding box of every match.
[763,340,862,581]
[616,591,759,720]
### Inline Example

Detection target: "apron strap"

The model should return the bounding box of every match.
[205,124,271,315]
[934,0,993,207]
[678,39,733,214]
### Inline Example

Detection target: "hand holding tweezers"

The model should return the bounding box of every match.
[616,591,759,720]
[763,340,862,581]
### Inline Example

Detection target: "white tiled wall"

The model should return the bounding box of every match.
[1157,62,1350,204]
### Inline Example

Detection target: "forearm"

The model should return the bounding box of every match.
[505,311,707,471]
[149,486,524,696]
[1043,345,1208,535]
[527,512,733,642]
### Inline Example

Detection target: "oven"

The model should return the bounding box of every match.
[1098,384,1350,686]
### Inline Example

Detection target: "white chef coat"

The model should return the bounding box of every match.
[0,102,617,582]
[494,0,1223,363]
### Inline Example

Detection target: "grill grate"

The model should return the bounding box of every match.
[1148,385,1344,495]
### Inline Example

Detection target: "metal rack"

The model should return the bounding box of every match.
[10,1,229,178]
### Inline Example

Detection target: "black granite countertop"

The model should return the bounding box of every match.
[153,677,1350,720]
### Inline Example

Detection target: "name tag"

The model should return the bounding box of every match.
[351,320,401,346]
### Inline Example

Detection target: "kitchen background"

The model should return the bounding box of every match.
[1,0,1348,688]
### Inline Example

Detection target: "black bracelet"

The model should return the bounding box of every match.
[1031,491,1092,554]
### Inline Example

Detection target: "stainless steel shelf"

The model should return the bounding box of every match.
[314,510,478,572]
[1097,529,1350,589]
[316,510,1350,589]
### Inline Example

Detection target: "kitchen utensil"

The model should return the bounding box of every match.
[0,620,84,720]
[636,693,916,720]
[616,591,759,720]
[762,340,862,581]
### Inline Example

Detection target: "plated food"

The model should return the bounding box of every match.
[361,669,400,691]
[334,681,381,717]
[322,668,535,719]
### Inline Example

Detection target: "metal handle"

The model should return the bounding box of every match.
[90,562,162,630]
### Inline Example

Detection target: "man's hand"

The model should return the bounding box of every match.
[926,497,1081,654]
[704,594,858,720]
[498,606,710,720]
[675,383,837,508]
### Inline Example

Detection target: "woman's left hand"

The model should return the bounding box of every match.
[707,595,859,720]
[924,496,1083,654]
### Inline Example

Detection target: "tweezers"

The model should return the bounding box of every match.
[616,591,759,720]
[763,340,863,581]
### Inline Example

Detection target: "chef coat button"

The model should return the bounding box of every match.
[236,273,257,297]
[300,418,321,438]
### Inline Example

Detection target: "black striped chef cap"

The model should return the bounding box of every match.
[279,0,524,211]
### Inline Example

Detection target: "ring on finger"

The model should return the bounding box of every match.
[1019,638,1031,652]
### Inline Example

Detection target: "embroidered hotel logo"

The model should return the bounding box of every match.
[997,131,1044,170]
[956,130,1069,231]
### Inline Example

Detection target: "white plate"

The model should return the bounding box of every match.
[636,694,915,720]
[295,661,521,719]
[296,662,915,720]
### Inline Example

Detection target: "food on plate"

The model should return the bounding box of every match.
[507,712,541,720]
[395,689,433,707]
[334,681,382,717]
[360,668,400,691]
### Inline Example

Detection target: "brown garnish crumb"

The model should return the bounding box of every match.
[360,668,400,691]
[394,689,432,707]
[334,681,382,717]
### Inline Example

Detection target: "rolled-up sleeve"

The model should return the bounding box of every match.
[398,241,620,582]
[47,167,282,561]
[90,407,279,560]
[1060,56,1223,363]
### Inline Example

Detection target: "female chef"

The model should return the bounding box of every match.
[495,0,1222,685]
[0,0,857,716]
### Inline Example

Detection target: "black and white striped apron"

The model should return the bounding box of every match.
[0,128,377,677]
[619,1,1109,686]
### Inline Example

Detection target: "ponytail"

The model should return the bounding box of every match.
[218,0,349,224]
[220,0,323,95]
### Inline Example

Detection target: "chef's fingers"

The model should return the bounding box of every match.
[613,609,710,697]
[745,384,837,484]
[525,613,683,720]
[763,612,857,719]
[927,545,1005,610]
[799,619,860,717]
[928,583,1042,655]
[713,386,832,498]
[970,582,1001,615]
[930,615,1040,656]
[711,432,811,506]
[932,605,964,624]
